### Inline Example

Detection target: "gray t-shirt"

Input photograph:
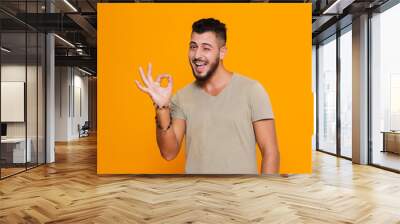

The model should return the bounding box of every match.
[170,73,274,174]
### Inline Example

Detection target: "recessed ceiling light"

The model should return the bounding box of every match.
[323,0,355,15]
[77,67,93,76]
[1,47,11,53]
[54,34,75,48]
[63,0,78,12]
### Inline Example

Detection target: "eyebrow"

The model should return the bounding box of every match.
[189,42,214,48]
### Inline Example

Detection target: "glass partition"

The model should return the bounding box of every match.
[0,1,46,179]
[1,30,28,177]
[27,30,38,169]
[38,32,45,165]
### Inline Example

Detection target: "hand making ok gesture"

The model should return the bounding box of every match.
[134,63,173,107]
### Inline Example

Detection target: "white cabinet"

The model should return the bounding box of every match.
[1,138,32,163]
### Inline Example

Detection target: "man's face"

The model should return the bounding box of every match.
[189,31,225,82]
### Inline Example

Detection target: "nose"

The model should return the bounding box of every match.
[194,48,202,60]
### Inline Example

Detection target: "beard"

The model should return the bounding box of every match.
[190,56,219,83]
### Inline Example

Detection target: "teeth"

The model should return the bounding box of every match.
[195,62,206,66]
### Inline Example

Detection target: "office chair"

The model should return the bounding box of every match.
[79,121,90,138]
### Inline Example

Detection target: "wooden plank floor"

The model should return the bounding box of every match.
[1,134,400,224]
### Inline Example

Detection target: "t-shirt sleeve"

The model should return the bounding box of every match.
[249,82,274,122]
[170,93,186,120]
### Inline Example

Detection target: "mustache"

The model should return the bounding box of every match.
[192,58,208,63]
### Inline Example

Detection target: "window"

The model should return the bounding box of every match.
[318,35,337,154]
[371,2,400,171]
[339,27,352,158]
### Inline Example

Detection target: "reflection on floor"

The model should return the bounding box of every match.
[0,167,25,178]
[0,162,42,178]
[0,134,400,223]
[373,150,400,170]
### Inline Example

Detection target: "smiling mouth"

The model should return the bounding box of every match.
[193,61,208,73]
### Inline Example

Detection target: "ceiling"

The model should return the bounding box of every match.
[0,0,395,74]
[1,0,97,73]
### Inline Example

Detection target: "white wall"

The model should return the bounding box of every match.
[72,72,89,138]
[55,67,89,141]
[55,66,70,141]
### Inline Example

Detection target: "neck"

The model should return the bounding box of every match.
[199,64,232,90]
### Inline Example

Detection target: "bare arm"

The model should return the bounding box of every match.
[134,63,184,161]
[253,119,280,174]
[155,109,185,160]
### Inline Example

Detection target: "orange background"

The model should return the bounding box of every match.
[97,3,312,174]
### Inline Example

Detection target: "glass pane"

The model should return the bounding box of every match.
[340,29,352,158]
[38,32,45,165]
[26,0,39,170]
[312,45,317,151]
[318,36,337,154]
[0,1,46,178]
[371,3,400,171]
[27,31,38,169]
[1,31,27,177]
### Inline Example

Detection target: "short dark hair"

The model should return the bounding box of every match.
[192,18,227,45]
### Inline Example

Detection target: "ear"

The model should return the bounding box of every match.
[219,45,227,60]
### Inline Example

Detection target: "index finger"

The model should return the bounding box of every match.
[138,66,150,87]
[146,63,154,83]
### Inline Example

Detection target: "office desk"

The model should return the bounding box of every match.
[1,138,31,163]
[381,131,400,154]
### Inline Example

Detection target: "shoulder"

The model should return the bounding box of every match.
[233,73,271,103]
[174,82,197,97]
[172,81,197,103]
[233,73,264,91]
